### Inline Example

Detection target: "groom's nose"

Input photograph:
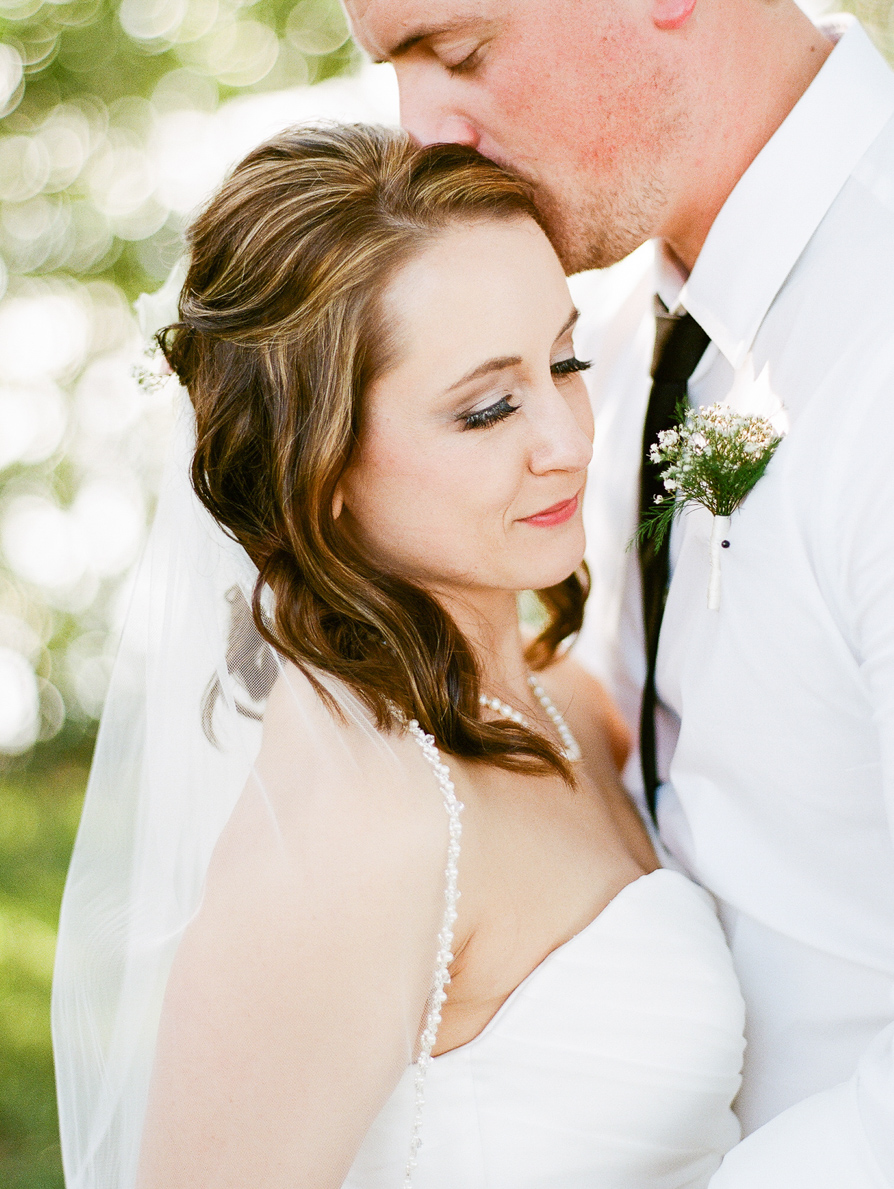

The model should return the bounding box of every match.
[399,88,480,149]
[404,113,481,149]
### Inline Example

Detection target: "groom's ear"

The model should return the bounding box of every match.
[652,0,697,31]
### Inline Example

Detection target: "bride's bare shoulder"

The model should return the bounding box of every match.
[231,657,448,871]
[143,661,447,1189]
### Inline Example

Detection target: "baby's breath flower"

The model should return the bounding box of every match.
[131,344,175,394]
[656,428,679,450]
[634,400,785,550]
[633,400,785,610]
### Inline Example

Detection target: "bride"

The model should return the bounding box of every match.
[52,124,744,1189]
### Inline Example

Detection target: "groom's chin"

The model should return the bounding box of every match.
[534,199,642,276]
[528,178,665,275]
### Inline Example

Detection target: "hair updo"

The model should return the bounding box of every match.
[160,123,588,779]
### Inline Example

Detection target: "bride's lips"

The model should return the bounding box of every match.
[519,492,580,528]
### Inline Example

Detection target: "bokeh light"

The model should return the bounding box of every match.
[0,645,40,753]
[0,380,67,469]
[0,0,398,757]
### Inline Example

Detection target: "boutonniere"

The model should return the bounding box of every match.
[635,402,785,610]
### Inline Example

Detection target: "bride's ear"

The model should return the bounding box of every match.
[652,0,696,31]
[332,488,344,520]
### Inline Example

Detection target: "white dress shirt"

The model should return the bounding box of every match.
[573,16,894,1186]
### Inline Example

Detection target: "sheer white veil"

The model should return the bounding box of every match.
[51,383,457,1188]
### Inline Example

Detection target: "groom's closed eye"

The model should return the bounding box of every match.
[438,35,492,74]
[373,17,499,65]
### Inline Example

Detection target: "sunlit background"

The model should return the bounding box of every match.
[0,0,892,1185]
[0,0,402,762]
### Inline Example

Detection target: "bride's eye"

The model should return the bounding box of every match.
[551,356,591,378]
[461,396,519,431]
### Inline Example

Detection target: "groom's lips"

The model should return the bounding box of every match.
[520,492,580,528]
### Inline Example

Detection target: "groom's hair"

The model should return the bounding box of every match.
[160,123,587,780]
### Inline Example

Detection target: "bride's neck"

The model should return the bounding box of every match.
[434,586,531,703]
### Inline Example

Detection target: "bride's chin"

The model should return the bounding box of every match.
[524,539,587,591]
[519,561,586,595]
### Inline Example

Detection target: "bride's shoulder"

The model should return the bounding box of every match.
[197,658,450,979]
[541,652,631,773]
[251,658,448,857]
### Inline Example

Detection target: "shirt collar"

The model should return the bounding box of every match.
[659,17,894,369]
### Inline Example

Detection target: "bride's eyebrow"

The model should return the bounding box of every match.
[554,308,581,342]
[443,308,581,394]
[445,355,523,393]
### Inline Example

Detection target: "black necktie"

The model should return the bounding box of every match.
[638,299,710,821]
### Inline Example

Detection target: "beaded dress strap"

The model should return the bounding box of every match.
[403,720,464,1189]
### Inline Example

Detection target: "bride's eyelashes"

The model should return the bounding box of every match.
[462,396,520,431]
[551,356,591,378]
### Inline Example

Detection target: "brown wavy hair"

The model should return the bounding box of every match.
[160,123,589,779]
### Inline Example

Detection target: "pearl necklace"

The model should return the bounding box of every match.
[479,674,582,764]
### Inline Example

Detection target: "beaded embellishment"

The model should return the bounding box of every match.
[479,673,582,764]
[403,720,464,1187]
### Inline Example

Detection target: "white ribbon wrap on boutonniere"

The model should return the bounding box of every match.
[633,402,786,610]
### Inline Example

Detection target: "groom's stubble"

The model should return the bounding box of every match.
[517,128,679,274]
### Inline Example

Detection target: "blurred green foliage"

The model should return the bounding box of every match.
[0,0,361,762]
[1,0,361,302]
[0,0,360,302]
[0,742,91,1189]
[844,0,894,58]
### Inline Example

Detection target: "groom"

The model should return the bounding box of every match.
[345,0,894,1184]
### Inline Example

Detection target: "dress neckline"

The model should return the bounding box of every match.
[430,867,685,1063]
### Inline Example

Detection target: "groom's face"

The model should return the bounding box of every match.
[346,0,690,271]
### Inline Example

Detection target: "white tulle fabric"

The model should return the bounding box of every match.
[345,869,746,1189]
[51,399,262,1189]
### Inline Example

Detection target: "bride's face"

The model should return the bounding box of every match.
[338,217,593,601]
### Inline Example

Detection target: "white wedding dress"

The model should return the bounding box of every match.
[344,751,746,1188]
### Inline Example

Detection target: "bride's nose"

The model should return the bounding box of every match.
[528,392,594,476]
